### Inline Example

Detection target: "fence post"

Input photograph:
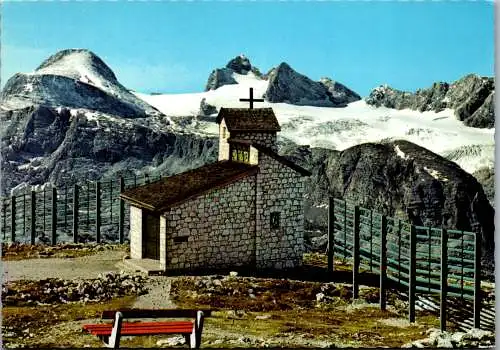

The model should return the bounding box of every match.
[440,228,448,331]
[64,185,68,230]
[398,220,402,284]
[353,205,360,299]
[51,188,57,245]
[409,224,417,323]
[474,230,482,329]
[73,184,79,243]
[31,191,36,244]
[2,201,6,240]
[369,210,373,271]
[11,196,16,243]
[119,177,125,244]
[96,181,101,243]
[327,197,335,274]
[343,200,347,260]
[380,215,387,310]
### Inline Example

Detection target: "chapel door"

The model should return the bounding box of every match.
[143,212,160,260]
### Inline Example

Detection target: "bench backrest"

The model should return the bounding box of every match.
[101,309,214,319]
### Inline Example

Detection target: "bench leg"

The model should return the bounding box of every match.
[105,311,123,349]
[189,311,204,349]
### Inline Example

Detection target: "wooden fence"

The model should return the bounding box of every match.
[0,173,163,244]
[0,179,488,330]
[326,197,484,331]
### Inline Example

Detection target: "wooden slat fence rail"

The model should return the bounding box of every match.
[0,173,163,245]
[327,197,484,332]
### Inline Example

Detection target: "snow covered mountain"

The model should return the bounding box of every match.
[366,75,495,128]
[0,49,216,195]
[205,55,361,107]
[135,68,495,176]
[1,49,162,117]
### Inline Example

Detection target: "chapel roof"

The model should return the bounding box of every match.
[216,108,281,132]
[120,161,258,213]
[228,139,312,177]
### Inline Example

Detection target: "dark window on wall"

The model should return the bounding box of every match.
[270,212,280,229]
[173,236,189,244]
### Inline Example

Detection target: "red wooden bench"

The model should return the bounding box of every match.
[82,309,212,349]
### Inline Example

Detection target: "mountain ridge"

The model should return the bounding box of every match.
[366,74,495,128]
[205,55,361,107]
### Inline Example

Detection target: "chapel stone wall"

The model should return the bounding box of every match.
[255,153,305,269]
[232,132,277,151]
[164,176,256,270]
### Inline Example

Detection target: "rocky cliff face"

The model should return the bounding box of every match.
[1,105,218,195]
[472,167,495,208]
[319,77,361,106]
[281,140,495,276]
[205,55,259,91]
[366,74,495,128]
[205,56,361,107]
[225,55,252,74]
[1,49,161,118]
[205,68,238,91]
[264,63,361,107]
[1,49,218,195]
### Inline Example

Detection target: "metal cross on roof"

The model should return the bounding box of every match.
[239,87,264,109]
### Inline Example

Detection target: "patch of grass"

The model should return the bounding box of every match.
[194,307,439,348]
[170,275,444,347]
[2,296,137,348]
[1,243,129,261]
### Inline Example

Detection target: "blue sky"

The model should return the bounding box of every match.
[2,1,494,97]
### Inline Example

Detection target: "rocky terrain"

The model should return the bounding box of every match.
[2,245,495,349]
[205,55,263,91]
[2,272,147,306]
[205,55,361,107]
[281,140,495,276]
[1,49,161,117]
[472,167,495,207]
[366,74,495,128]
[0,49,218,195]
[265,62,361,107]
[402,327,495,348]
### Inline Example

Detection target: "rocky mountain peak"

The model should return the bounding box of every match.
[1,48,161,118]
[366,74,495,128]
[225,55,252,74]
[264,62,360,107]
[34,49,118,85]
[319,77,361,105]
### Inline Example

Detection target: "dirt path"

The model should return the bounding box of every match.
[3,249,178,311]
[2,250,127,282]
[131,276,176,309]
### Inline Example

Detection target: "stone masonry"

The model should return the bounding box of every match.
[124,106,307,272]
[164,176,256,270]
[160,150,305,270]
[232,131,277,151]
[255,153,305,269]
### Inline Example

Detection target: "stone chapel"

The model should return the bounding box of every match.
[120,90,311,271]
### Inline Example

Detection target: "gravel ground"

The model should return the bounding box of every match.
[2,250,176,310]
[2,250,127,282]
